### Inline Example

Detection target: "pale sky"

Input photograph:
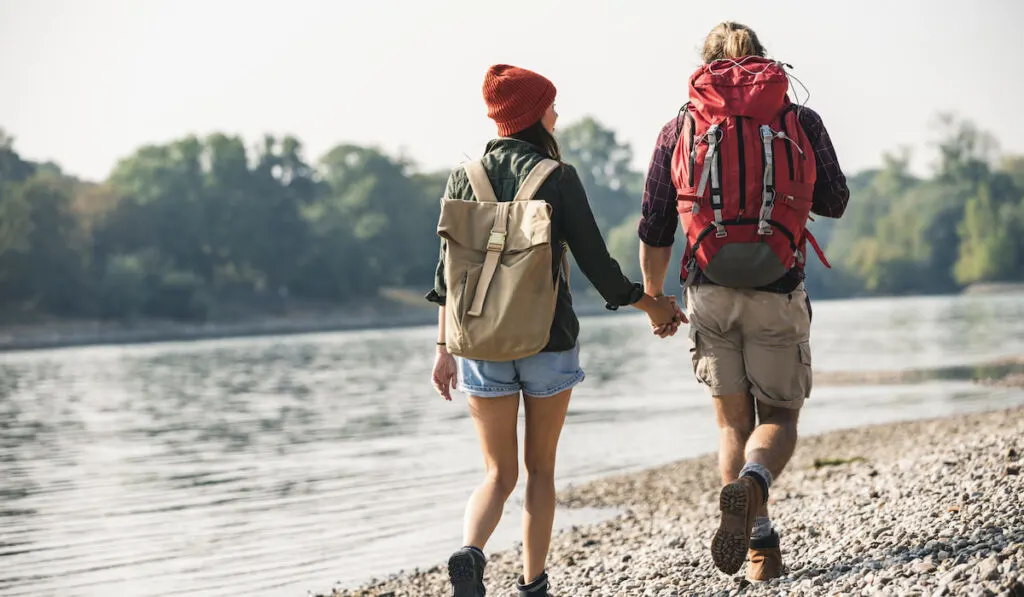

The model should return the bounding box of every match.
[2,0,1022,182]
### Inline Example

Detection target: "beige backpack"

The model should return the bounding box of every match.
[437,158,568,361]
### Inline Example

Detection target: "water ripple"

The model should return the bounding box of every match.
[1,292,1023,595]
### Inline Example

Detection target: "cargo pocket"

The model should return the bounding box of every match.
[797,340,812,398]
[689,327,709,386]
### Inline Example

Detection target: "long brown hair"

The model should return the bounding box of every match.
[702,22,767,63]
[509,121,562,162]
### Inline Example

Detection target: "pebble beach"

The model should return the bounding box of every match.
[328,400,1023,597]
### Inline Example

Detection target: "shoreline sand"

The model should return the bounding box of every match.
[328,404,1024,597]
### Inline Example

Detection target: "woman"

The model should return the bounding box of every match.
[427,64,679,597]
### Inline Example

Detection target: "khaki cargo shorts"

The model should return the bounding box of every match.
[685,283,812,410]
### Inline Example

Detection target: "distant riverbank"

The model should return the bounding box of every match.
[0,308,436,353]
[2,284,1021,353]
[0,296,620,353]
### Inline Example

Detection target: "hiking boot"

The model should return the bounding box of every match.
[448,547,486,597]
[516,571,551,596]
[747,530,785,582]
[711,476,764,574]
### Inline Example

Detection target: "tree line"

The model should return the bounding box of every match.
[0,114,1022,325]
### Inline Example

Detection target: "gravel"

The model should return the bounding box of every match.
[325,406,1024,597]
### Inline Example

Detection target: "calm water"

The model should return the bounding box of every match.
[1,292,1023,596]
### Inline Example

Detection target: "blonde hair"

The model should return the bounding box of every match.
[702,22,767,64]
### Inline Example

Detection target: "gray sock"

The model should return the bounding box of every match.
[751,516,773,540]
[738,462,774,488]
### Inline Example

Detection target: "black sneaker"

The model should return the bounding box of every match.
[516,571,551,596]
[448,547,486,597]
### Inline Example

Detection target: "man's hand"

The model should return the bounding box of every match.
[650,295,687,338]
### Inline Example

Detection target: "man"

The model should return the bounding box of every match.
[637,22,850,582]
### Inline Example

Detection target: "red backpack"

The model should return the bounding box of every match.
[671,57,829,289]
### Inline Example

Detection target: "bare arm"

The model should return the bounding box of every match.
[436,306,446,344]
[640,242,673,297]
[640,242,686,332]
[431,306,457,401]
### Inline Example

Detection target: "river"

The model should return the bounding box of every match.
[1,292,1023,596]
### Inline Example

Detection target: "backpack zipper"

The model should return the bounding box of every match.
[735,116,746,218]
[691,218,797,257]
[778,109,795,180]
[687,111,696,188]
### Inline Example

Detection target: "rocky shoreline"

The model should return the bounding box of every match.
[328,406,1024,597]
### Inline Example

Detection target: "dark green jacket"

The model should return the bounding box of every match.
[426,138,643,353]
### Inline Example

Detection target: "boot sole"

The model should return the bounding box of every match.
[711,481,751,575]
[447,551,482,597]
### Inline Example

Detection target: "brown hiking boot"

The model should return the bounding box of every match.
[747,530,785,582]
[711,476,763,574]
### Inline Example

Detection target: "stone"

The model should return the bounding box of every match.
[912,561,937,574]
[977,555,1000,581]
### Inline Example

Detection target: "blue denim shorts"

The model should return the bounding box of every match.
[456,344,585,398]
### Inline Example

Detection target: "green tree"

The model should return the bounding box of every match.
[316,145,437,290]
[558,117,640,231]
[954,184,1016,284]
[0,183,31,262]
[3,113,1024,326]
[0,131,35,263]
[606,216,642,281]
[932,113,998,185]
[0,173,90,314]
[999,156,1024,191]
[240,135,317,292]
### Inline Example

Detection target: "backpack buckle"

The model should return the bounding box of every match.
[487,231,506,252]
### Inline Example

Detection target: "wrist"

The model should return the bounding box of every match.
[644,284,664,297]
[637,294,658,315]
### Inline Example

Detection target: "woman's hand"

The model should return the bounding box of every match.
[431,346,458,401]
[651,295,687,338]
[633,293,683,338]
[647,295,680,327]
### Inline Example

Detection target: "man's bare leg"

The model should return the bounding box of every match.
[713,391,756,484]
[745,402,800,481]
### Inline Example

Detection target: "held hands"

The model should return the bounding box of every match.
[431,345,458,401]
[649,294,687,339]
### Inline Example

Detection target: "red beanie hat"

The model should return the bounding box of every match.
[482,64,557,137]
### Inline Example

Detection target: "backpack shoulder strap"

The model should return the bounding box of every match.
[464,159,498,202]
[675,101,692,142]
[517,159,570,290]
[519,159,573,292]
[512,159,560,202]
